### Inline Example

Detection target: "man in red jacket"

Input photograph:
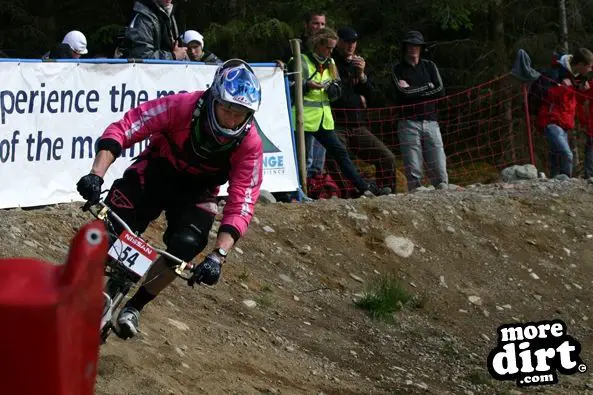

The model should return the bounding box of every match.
[537,48,593,177]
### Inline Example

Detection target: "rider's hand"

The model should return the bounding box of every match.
[76,173,104,204]
[188,253,222,287]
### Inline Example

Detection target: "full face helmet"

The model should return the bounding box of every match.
[207,59,262,144]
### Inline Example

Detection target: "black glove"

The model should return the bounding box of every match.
[76,173,104,204]
[188,254,222,287]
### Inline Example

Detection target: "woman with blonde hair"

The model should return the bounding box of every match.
[288,27,390,197]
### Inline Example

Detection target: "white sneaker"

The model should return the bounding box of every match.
[117,306,140,339]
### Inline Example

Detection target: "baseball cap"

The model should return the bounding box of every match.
[337,26,359,42]
[62,30,88,55]
[181,30,204,47]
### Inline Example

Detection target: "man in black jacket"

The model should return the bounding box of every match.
[123,0,186,60]
[392,30,448,192]
[331,26,396,192]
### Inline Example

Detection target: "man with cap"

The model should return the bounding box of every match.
[62,31,88,58]
[391,30,448,192]
[330,26,397,192]
[42,30,87,59]
[180,30,222,64]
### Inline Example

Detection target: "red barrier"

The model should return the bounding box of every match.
[0,220,107,395]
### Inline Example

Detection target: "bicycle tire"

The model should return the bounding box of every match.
[100,272,133,344]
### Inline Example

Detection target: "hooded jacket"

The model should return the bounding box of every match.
[125,0,180,60]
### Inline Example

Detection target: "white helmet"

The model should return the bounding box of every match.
[207,59,262,143]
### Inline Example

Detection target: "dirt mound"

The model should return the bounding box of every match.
[1,178,593,394]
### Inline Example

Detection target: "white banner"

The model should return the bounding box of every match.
[0,60,298,209]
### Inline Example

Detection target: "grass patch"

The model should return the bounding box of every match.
[441,342,459,358]
[255,293,274,307]
[354,275,413,322]
[238,266,249,281]
[465,369,492,386]
[254,283,274,307]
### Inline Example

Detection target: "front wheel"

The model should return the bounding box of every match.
[100,276,132,344]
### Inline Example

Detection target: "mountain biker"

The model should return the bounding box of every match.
[76,59,263,339]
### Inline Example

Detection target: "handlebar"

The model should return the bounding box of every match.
[82,200,194,278]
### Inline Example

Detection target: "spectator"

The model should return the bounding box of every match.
[44,43,75,59]
[123,0,186,60]
[288,28,390,197]
[537,48,593,178]
[180,30,222,64]
[290,20,330,180]
[43,31,87,60]
[330,26,397,192]
[281,11,329,179]
[391,30,447,192]
[281,10,326,64]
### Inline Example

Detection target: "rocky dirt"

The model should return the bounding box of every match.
[1,177,593,394]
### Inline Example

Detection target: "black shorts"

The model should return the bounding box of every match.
[104,159,217,245]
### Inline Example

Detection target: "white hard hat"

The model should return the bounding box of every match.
[62,30,88,55]
[181,30,204,47]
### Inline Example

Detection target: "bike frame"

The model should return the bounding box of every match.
[84,200,194,278]
[82,199,195,342]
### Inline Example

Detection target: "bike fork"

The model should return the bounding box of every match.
[100,280,132,344]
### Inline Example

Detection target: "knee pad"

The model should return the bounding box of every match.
[163,224,209,265]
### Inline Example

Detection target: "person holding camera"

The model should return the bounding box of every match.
[287,27,389,197]
[330,26,396,193]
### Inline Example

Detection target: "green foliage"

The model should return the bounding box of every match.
[354,275,413,322]
[2,0,593,88]
[206,18,294,61]
[428,0,480,31]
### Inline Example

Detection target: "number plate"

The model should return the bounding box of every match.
[107,230,158,277]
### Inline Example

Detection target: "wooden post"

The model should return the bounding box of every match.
[289,38,308,195]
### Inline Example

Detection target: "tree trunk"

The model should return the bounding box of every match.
[491,0,506,76]
[491,0,515,164]
[559,0,569,53]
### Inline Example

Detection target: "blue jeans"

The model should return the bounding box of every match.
[306,138,326,177]
[545,124,573,177]
[305,129,368,191]
[585,136,593,179]
[397,120,448,190]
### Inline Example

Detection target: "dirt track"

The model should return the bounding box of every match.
[1,177,593,394]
